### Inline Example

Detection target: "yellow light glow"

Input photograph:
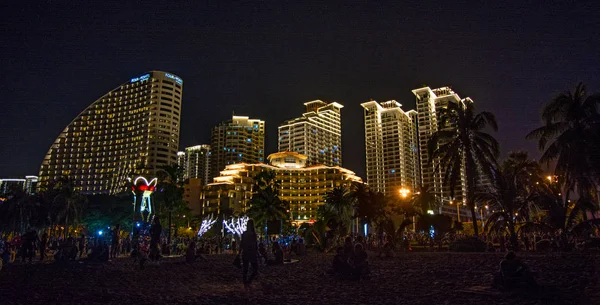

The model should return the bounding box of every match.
[399,188,410,198]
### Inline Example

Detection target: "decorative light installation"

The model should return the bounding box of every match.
[131,176,157,222]
[197,215,217,237]
[223,216,248,237]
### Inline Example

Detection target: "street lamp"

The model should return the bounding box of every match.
[399,188,410,198]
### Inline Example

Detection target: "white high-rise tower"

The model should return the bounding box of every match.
[361,100,419,197]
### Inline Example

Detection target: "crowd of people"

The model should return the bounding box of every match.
[1,217,551,292]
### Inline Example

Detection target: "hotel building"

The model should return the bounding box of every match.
[200,151,362,224]
[412,87,469,203]
[361,100,419,197]
[210,116,265,180]
[177,144,211,184]
[278,101,343,167]
[38,71,183,194]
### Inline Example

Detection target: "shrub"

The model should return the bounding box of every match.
[449,237,487,252]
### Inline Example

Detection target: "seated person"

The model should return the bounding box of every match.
[266,242,284,266]
[350,243,370,279]
[327,247,350,276]
[185,241,207,263]
[493,251,537,289]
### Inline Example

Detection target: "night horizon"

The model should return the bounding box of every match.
[1,2,599,179]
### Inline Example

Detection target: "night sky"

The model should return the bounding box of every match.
[1,1,599,179]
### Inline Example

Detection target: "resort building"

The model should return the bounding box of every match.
[209,116,265,180]
[278,101,343,167]
[200,151,362,225]
[361,100,419,197]
[38,71,183,194]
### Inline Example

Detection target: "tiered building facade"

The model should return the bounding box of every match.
[200,151,362,225]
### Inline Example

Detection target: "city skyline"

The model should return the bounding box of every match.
[1,2,598,180]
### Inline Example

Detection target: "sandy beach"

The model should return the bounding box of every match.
[1,251,599,304]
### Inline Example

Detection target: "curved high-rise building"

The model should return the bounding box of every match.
[39,71,183,194]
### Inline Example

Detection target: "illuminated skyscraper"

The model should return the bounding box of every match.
[361,100,419,197]
[210,116,265,180]
[278,101,343,166]
[177,144,211,184]
[413,86,469,206]
[38,71,183,194]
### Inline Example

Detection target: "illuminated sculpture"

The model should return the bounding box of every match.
[197,215,217,237]
[223,216,248,237]
[131,176,157,222]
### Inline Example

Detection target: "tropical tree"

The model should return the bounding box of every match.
[246,171,289,235]
[156,164,185,245]
[410,186,442,215]
[0,186,31,235]
[428,99,499,236]
[52,177,87,238]
[520,178,600,248]
[478,151,541,249]
[323,186,354,236]
[527,83,600,209]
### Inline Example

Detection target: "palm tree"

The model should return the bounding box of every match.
[428,99,499,236]
[410,185,442,215]
[521,178,600,248]
[479,151,540,249]
[349,182,370,233]
[323,186,354,236]
[52,177,87,238]
[246,171,289,235]
[527,83,600,208]
[156,164,185,245]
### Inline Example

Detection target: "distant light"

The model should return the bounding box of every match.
[427,210,434,215]
[98,230,103,236]
[136,223,141,227]
[363,223,368,236]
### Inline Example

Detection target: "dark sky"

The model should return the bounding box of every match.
[1,1,599,179]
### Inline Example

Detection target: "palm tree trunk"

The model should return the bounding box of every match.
[64,201,70,239]
[508,221,519,251]
[167,211,172,245]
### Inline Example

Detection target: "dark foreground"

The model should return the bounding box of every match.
[1,252,599,305]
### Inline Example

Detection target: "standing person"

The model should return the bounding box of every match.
[21,230,35,263]
[78,233,86,259]
[110,225,120,259]
[150,217,162,261]
[240,219,258,290]
[40,233,48,262]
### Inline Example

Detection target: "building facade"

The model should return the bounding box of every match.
[38,71,183,194]
[361,100,419,197]
[200,151,362,224]
[0,176,38,195]
[412,86,469,205]
[278,101,343,167]
[177,145,211,184]
[210,116,265,180]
